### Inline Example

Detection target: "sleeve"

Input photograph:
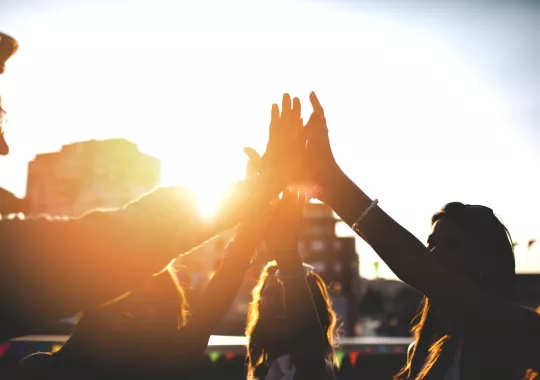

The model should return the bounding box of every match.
[0,186,207,339]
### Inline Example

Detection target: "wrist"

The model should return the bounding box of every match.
[275,266,309,284]
[316,165,347,204]
[275,253,304,274]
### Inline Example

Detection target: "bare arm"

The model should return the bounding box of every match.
[0,172,283,339]
[175,239,255,363]
[302,91,540,370]
[269,191,334,380]
[277,254,335,380]
[325,167,540,369]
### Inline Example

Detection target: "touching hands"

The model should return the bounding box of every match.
[244,93,306,190]
[236,91,339,255]
[302,92,341,199]
[264,189,306,255]
[230,151,276,253]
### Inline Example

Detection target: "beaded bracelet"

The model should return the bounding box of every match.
[351,199,379,234]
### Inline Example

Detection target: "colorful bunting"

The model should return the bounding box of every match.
[349,351,359,366]
[0,343,9,358]
[209,351,220,363]
[335,350,345,367]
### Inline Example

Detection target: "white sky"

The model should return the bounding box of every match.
[0,0,539,279]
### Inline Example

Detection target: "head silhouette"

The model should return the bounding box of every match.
[245,261,338,379]
[428,202,516,299]
[396,202,517,380]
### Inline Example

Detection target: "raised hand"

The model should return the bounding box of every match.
[264,188,306,255]
[231,150,276,252]
[303,92,341,200]
[245,93,305,190]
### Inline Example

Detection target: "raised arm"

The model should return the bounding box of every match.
[0,141,297,340]
[266,190,334,380]
[303,91,540,369]
[175,155,277,368]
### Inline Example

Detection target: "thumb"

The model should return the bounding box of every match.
[243,147,263,177]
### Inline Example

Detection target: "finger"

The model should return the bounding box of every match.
[298,117,304,137]
[269,103,279,139]
[292,97,301,122]
[270,103,279,124]
[282,93,292,113]
[243,147,263,165]
[281,93,292,124]
[309,91,325,116]
[243,147,262,177]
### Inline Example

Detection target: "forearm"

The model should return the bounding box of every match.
[324,169,441,293]
[0,187,211,329]
[207,172,284,234]
[188,240,253,334]
[325,169,540,352]
[276,254,328,375]
[172,243,253,375]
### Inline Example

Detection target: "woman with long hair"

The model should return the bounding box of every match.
[394,202,522,379]
[241,94,338,380]
[245,260,338,380]
[280,91,540,378]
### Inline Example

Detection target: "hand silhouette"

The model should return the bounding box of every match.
[264,188,305,255]
[303,91,341,200]
[244,93,305,190]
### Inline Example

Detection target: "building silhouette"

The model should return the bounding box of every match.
[297,203,360,336]
[26,139,160,216]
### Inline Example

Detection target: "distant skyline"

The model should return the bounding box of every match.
[0,0,539,278]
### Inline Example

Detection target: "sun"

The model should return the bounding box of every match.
[189,182,231,219]
[159,149,250,220]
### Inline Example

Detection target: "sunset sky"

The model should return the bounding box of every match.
[0,0,539,279]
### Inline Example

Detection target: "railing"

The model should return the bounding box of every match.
[1,335,412,379]
[2,335,411,361]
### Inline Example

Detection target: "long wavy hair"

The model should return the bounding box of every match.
[394,202,535,380]
[245,261,338,379]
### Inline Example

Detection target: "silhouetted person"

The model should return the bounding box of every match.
[246,261,338,380]
[240,185,337,380]
[293,91,540,376]
[0,91,306,342]
[394,203,522,379]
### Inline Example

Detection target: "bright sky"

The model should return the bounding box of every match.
[0,0,539,279]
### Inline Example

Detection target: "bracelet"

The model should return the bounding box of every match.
[351,199,379,234]
[275,264,314,283]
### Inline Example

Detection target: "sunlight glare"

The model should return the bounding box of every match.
[191,182,230,219]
